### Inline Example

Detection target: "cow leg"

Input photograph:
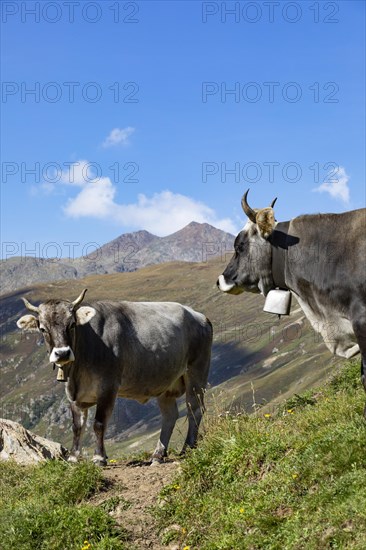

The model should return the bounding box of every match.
[69,402,88,463]
[351,313,366,416]
[181,340,211,455]
[181,380,205,455]
[359,355,366,419]
[93,394,116,466]
[152,395,179,463]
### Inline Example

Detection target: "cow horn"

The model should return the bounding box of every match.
[270,197,277,209]
[72,288,88,308]
[241,189,257,223]
[22,297,40,313]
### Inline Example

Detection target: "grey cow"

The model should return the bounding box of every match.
[17,290,212,465]
[218,190,366,401]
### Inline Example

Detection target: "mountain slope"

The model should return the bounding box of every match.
[0,223,234,295]
[0,256,343,455]
[134,222,234,266]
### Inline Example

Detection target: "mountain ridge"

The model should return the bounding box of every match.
[0,222,234,295]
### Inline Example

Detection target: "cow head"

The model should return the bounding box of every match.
[217,190,277,297]
[16,289,96,366]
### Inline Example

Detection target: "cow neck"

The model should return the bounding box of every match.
[268,221,290,290]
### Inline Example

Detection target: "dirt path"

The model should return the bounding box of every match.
[93,459,182,549]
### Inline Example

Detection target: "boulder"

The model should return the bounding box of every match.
[0,418,68,464]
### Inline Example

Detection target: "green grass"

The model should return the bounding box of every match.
[0,461,129,550]
[157,359,366,549]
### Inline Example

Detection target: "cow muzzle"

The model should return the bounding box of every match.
[49,346,75,365]
[217,275,244,295]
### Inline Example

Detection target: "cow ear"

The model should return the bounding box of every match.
[17,314,38,331]
[75,306,96,325]
[256,208,276,239]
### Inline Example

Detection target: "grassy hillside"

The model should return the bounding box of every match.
[0,461,129,549]
[1,257,342,455]
[1,360,364,549]
[157,359,366,549]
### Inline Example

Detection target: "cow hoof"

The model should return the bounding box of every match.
[93,455,107,467]
[151,456,164,465]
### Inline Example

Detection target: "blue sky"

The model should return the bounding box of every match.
[1,0,365,259]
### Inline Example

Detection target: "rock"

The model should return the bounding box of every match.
[0,418,68,464]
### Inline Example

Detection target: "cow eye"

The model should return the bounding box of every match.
[39,327,47,334]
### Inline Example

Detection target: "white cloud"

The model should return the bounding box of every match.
[63,176,237,235]
[33,160,97,196]
[30,181,56,196]
[102,127,135,148]
[312,165,350,203]
[64,177,116,219]
[60,159,96,186]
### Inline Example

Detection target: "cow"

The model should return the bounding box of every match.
[217,190,366,402]
[16,290,212,465]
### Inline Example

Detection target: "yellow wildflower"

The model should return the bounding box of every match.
[183,546,190,550]
[264,413,271,418]
[109,459,117,464]
[292,473,298,479]
[239,508,245,514]
[287,409,294,414]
